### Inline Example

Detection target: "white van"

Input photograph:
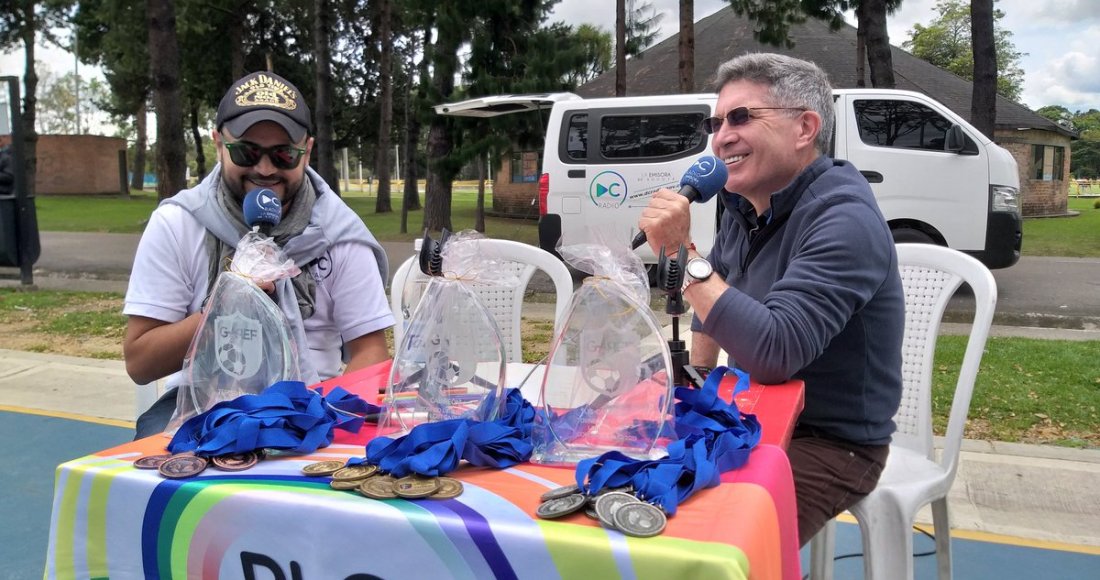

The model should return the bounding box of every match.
[436,89,1022,269]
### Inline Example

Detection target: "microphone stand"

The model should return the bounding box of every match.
[657,245,705,389]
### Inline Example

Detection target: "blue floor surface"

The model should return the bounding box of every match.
[0,410,132,580]
[3,409,1096,580]
[799,519,1100,579]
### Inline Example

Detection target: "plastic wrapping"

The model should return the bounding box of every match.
[169,232,303,431]
[532,242,676,465]
[381,231,518,436]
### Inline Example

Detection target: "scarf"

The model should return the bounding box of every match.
[209,176,318,319]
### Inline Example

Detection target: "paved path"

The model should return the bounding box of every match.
[5,232,1100,329]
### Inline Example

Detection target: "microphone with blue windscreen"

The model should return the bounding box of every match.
[631,156,728,250]
[243,188,282,237]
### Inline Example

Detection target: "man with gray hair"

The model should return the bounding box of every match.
[638,53,905,545]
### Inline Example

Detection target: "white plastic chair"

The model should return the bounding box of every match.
[389,238,573,363]
[809,243,998,580]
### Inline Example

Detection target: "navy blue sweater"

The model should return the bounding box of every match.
[693,156,904,445]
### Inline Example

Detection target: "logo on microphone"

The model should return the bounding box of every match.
[589,171,628,208]
[691,157,718,178]
[258,191,279,212]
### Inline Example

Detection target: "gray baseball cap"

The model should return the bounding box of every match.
[216,71,311,142]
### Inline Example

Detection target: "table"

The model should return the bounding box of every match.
[46,363,804,580]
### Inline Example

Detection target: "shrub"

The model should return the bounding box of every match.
[1094,199,1100,209]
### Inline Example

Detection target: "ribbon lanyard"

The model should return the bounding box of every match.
[167,381,376,456]
[574,366,761,515]
[348,388,535,477]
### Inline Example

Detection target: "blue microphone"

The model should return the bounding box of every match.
[631,156,728,250]
[243,188,282,236]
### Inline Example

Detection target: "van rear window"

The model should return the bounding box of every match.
[566,114,588,160]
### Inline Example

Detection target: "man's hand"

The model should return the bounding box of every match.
[638,188,692,255]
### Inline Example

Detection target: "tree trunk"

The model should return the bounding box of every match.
[862,0,895,89]
[401,28,428,233]
[190,101,206,179]
[375,0,393,213]
[855,2,867,87]
[475,152,485,233]
[147,0,187,200]
[312,0,340,195]
[678,0,694,93]
[423,9,460,233]
[229,11,245,80]
[970,0,997,139]
[20,2,38,200]
[424,118,453,232]
[615,0,626,96]
[131,100,147,191]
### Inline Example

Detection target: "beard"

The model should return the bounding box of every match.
[220,169,301,206]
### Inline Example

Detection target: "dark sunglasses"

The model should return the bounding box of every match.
[224,141,306,170]
[699,106,807,135]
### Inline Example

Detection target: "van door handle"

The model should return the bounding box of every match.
[860,171,883,183]
[567,169,586,178]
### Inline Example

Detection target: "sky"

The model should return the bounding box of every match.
[548,0,1100,114]
[1,0,1097,135]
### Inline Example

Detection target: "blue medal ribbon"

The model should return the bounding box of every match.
[573,366,761,515]
[349,388,536,476]
[167,381,378,456]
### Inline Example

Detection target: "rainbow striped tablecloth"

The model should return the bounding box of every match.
[45,434,799,580]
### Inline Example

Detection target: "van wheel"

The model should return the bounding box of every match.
[891,227,935,245]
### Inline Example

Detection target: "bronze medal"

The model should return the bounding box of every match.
[133,454,172,470]
[157,455,209,479]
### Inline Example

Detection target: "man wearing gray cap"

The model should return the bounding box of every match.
[124,71,395,438]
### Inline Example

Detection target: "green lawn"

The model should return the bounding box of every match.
[30,189,1100,257]
[32,189,540,245]
[932,335,1099,448]
[1020,196,1100,257]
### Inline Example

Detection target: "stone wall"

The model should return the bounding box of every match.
[995,128,1072,217]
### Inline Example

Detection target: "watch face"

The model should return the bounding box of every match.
[686,258,712,280]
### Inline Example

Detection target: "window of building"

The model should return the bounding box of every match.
[853,99,975,153]
[510,151,541,183]
[1031,145,1065,181]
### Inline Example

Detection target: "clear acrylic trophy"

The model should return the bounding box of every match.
[380,230,509,436]
[531,243,676,465]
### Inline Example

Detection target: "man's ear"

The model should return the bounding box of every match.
[301,136,315,166]
[794,111,822,151]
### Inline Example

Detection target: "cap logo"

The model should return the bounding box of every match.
[234,74,298,112]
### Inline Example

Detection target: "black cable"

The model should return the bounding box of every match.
[799,525,940,580]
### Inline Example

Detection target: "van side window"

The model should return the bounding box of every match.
[599,113,706,159]
[566,113,588,161]
[854,99,977,154]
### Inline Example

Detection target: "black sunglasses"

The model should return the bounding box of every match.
[700,106,807,135]
[224,141,307,170]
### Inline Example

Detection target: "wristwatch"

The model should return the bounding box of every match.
[682,257,713,292]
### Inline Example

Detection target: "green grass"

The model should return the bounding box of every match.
[1021,197,1100,257]
[33,188,1100,257]
[32,189,541,244]
[932,335,1100,448]
[0,289,127,341]
[342,194,540,245]
[34,193,160,233]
